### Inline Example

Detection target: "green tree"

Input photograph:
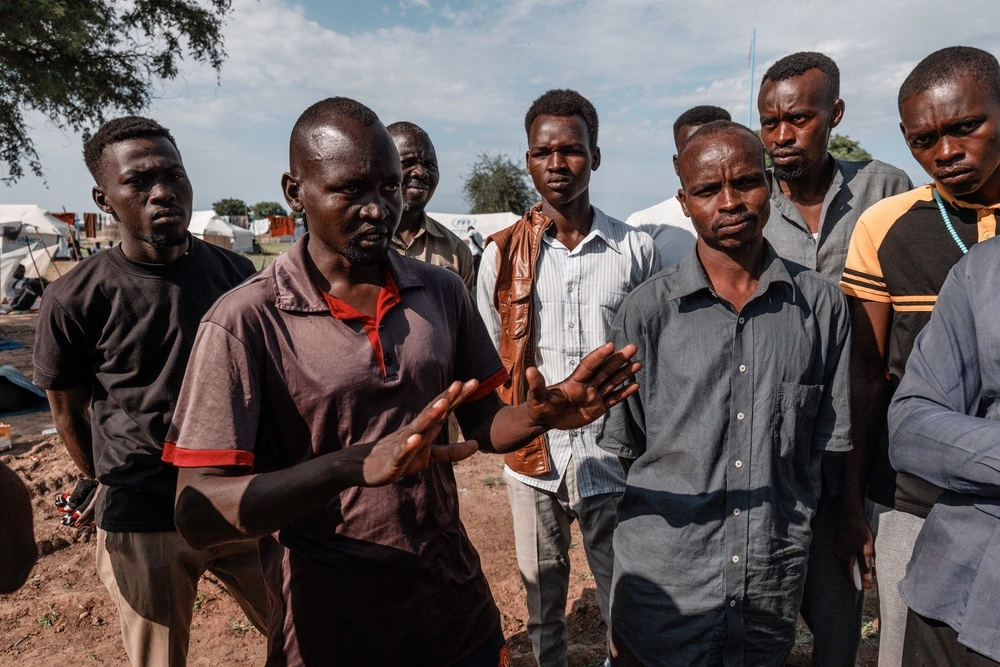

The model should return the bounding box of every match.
[251,201,287,219]
[462,153,536,215]
[0,0,232,183]
[213,198,247,217]
[827,133,872,162]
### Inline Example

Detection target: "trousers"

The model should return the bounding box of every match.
[505,460,619,667]
[97,529,268,667]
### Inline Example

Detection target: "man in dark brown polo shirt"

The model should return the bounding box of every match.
[165,97,640,667]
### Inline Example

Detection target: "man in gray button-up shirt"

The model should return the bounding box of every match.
[602,121,852,667]
[888,238,1000,665]
[758,51,912,667]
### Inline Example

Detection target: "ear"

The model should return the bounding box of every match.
[899,121,907,138]
[91,186,118,219]
[831,98,846,129]
[591,146,601,171]
[525,149,531,171]
[672,154,680,176]
[282,172,304,213]
[676,188,690,218]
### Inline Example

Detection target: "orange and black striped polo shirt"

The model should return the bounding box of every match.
[841,182,999,515]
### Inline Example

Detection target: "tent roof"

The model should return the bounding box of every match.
[0,205,71,238]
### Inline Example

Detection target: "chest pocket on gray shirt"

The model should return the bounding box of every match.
[773,382,824,458]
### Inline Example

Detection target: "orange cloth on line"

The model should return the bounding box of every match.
[52,212,75,226]
[83,213,98,238]
[268,215,295,237]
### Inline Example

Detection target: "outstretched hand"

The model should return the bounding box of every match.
[361,380,481,486]
[526,342,640,431]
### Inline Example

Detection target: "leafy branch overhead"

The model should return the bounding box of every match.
[462,152,536,216]
[0,0,233,183]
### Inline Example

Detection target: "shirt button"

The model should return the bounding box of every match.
[568,322,575,329]
[569,430,577,438]
[730,600,737,607]
[567,286,573,293]
[737,412,745,421]
[732,555,740,563]
[384,356,391,364]
[735,460,743,468]
[569,359,577,367]
[739,364,747,373]
[733,508,740,516]
[738,317,745,324]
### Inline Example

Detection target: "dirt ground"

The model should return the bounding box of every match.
[0,288,881,666]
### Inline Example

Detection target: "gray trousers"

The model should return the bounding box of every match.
[799,491,866,667]
[505,462,619,667]
[869,501,926,667]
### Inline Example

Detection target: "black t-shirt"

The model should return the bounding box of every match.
[33,238,255,532]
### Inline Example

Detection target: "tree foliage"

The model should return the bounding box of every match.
[251,201,286,219]
[0,0,232,183]
[462,153,536,215]
[827,133,872,162]
[212,197,247,217]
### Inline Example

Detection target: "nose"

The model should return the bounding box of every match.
[718,183,742,212]
[547,151,568,171]
[935,135,964,166]
[409,163,427,179]
[359,199,383,220]
[773,121,795,147]
[149,179,176,204]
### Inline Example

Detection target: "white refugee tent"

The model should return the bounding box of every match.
[188,211,254,253]
[0,205,72,260]
[426,212,520,243]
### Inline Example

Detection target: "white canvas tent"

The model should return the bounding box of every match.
[188,211,254,253]
[0,205,72,261]
[0,244,50,304]
[426,212,520,244]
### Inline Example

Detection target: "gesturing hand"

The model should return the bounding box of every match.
[526,342,641,431]
[361,380,480,486]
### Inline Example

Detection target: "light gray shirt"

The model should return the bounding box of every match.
[625,195,698,268]
[478,207,660,497]
[764,157,912,285]
[601,243,852,666]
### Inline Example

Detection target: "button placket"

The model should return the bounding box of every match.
[725,307,751,640]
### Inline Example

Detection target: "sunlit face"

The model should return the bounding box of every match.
[677,131,771,252]
[283,121,403,266]
[526,114,600,206]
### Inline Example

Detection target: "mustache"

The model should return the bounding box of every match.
[714,211,758,230]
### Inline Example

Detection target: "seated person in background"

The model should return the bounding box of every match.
[603,121,852,667]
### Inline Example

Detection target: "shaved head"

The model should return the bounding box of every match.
[289,97,386,174]
[679,121,765,172]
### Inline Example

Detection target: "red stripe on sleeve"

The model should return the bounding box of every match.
[162,442,254,469]
[466,368,510,404]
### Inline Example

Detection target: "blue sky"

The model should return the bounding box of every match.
[5,0,1000,221]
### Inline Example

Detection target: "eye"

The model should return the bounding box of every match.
[384,183,399,192]
[343,185,359,194]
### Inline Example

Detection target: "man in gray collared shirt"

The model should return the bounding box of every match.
[602,121,852,667]
[758,51,912,667]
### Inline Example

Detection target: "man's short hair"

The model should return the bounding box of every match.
[524,89,599,149]
[679,120,764,160]
[673,106,731,146]
[386,121,427,138]
[290,97,381,162]
[83,116,178,180]
[898,46,1000,110]
[761,52,840,101]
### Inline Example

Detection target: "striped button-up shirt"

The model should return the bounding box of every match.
[477,207,660,497]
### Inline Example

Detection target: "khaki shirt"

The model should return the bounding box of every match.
[391,213,475,290]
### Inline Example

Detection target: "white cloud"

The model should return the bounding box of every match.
[4,0,1000,219]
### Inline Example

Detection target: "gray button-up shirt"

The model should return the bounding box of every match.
[600,243,852,667]
[889,237,1000,662]
[764,157,912,285]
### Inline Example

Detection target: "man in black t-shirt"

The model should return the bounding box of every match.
[33,117,266,667]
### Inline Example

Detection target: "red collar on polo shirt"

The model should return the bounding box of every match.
[320,269,402,376]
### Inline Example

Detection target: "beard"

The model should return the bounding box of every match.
[139,232,169,249]
[771,155,812,181]
[343,229,389,265]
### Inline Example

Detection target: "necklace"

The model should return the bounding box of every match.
[932,187,969,255]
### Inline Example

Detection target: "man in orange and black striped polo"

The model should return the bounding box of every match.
[841,46,1000,667]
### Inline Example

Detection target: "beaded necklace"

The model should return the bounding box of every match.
[932,187,969,255]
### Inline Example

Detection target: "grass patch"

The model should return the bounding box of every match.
[193,592,211,611]
[481,476,503,488]
[241,241,292,271]
[38,603,59,628]
[231,617,254,635]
